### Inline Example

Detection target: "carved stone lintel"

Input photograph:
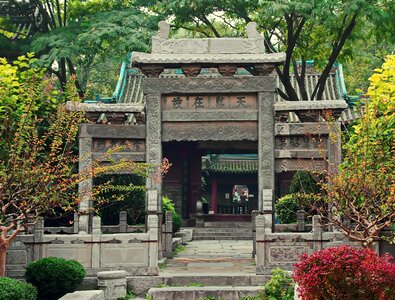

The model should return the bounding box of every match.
[275,111,289,122]
[296,110,321,122]
[181,65,201,77]
[218,64,237,77]
[141,65,164,78]
[254,64,275,76]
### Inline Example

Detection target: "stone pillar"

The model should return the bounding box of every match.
[251,210,260,258]
[327,121,342,176]
[311,215,323,252]
[147,214,159,272]
[211,180,218,214]
[145,93,163,260]
[91,216,101,269]
[33,218,44,261]
[163,211,173,258]
[78,124,93,233]
[258,89,275,233]
[297,210,306,232]
[119,211,127,233]
[97,270,127,300]
[255,214,267,274]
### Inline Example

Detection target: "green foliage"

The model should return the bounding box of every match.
[275,194,298,224]
[265,268,294,300]
[25,257,86,300]
[322,55,395,247]
[174,245,185,255]
[0,54,58,157]
[162,196,182,233]
[0,277,37,300]
[95,174,146,225]
[289,171,320,195]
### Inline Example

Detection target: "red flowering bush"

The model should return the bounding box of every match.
[293,245,395,300]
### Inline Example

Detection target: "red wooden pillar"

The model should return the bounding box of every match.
[211,180,217,214]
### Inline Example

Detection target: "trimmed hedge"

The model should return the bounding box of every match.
[25,257,86,300]
[0,277,37,300]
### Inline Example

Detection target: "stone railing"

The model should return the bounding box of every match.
[255,214,350,275]
[6,215,159,278]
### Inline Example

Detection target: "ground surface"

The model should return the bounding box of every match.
[160,240,255,275]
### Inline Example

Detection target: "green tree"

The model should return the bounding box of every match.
[321,55,395,247]
[1,1,159,97]
[0,55,169,276]
[138,0,394,101]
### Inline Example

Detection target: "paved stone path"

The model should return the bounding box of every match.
[160,240,255,275]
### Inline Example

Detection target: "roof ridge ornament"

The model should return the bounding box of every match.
[156,21,170,39]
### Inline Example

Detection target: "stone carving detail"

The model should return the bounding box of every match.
[92,138,146,153]
[269,246,311,263]
[254,64,275,75]
[246,22,262,39]
[275,136,327,150]
[155,21,170,39]
[258,91,275,191]
[181,65,201,77]
[162,94,257,110]
[141,65,164,78]
[218,64,237,77]
[145,94,162,166]
[143,77,275,95]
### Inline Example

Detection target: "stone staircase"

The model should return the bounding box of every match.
[193,221,253,240]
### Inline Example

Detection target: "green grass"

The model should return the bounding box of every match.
[173,245,185,255]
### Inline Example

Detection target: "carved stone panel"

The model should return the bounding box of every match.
[92,139,146,153]
[162,94,257,111]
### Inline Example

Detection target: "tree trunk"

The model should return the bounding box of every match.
[0,241,9,277]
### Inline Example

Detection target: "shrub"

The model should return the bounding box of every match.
[0,277,37,300]
[293,245,395,300]
[162,196,182,233]
[265,268,294,300]
[275,194,298,223]
[289,171,320,194]
[26,257,86,300]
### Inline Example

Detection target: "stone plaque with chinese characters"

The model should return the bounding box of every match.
[162,94,257,110]
[275,136,328,150]
[92,138,146,153]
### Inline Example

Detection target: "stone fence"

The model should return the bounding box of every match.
[255,214,354,275]
[40,211,145,235]
[6,215,159,278]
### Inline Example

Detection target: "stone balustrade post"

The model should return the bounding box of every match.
[251,210,260,258]
[312,215,323,251]
[97,271,127,300]
[147,214,159,270]
[195,200,204,228]
[119,211,127,233]
[255,215,267,274]
[163,211,173,258]
[91,216,101,269]
[297,210,306,232]
[73,213,79,234]
[33,217,44,260]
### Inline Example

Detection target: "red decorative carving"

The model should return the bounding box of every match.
[181,65,202,77]
[253,64,275,76]
[218,64,237,77]
[141,65,164,77]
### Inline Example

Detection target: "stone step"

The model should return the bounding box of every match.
[204,221,252,228]
[148,286,264,300]
[193,236,253,240]
[193,232,252,237]
[194,228,252,232]
[128,274,269,296]
[194,230,252,234]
